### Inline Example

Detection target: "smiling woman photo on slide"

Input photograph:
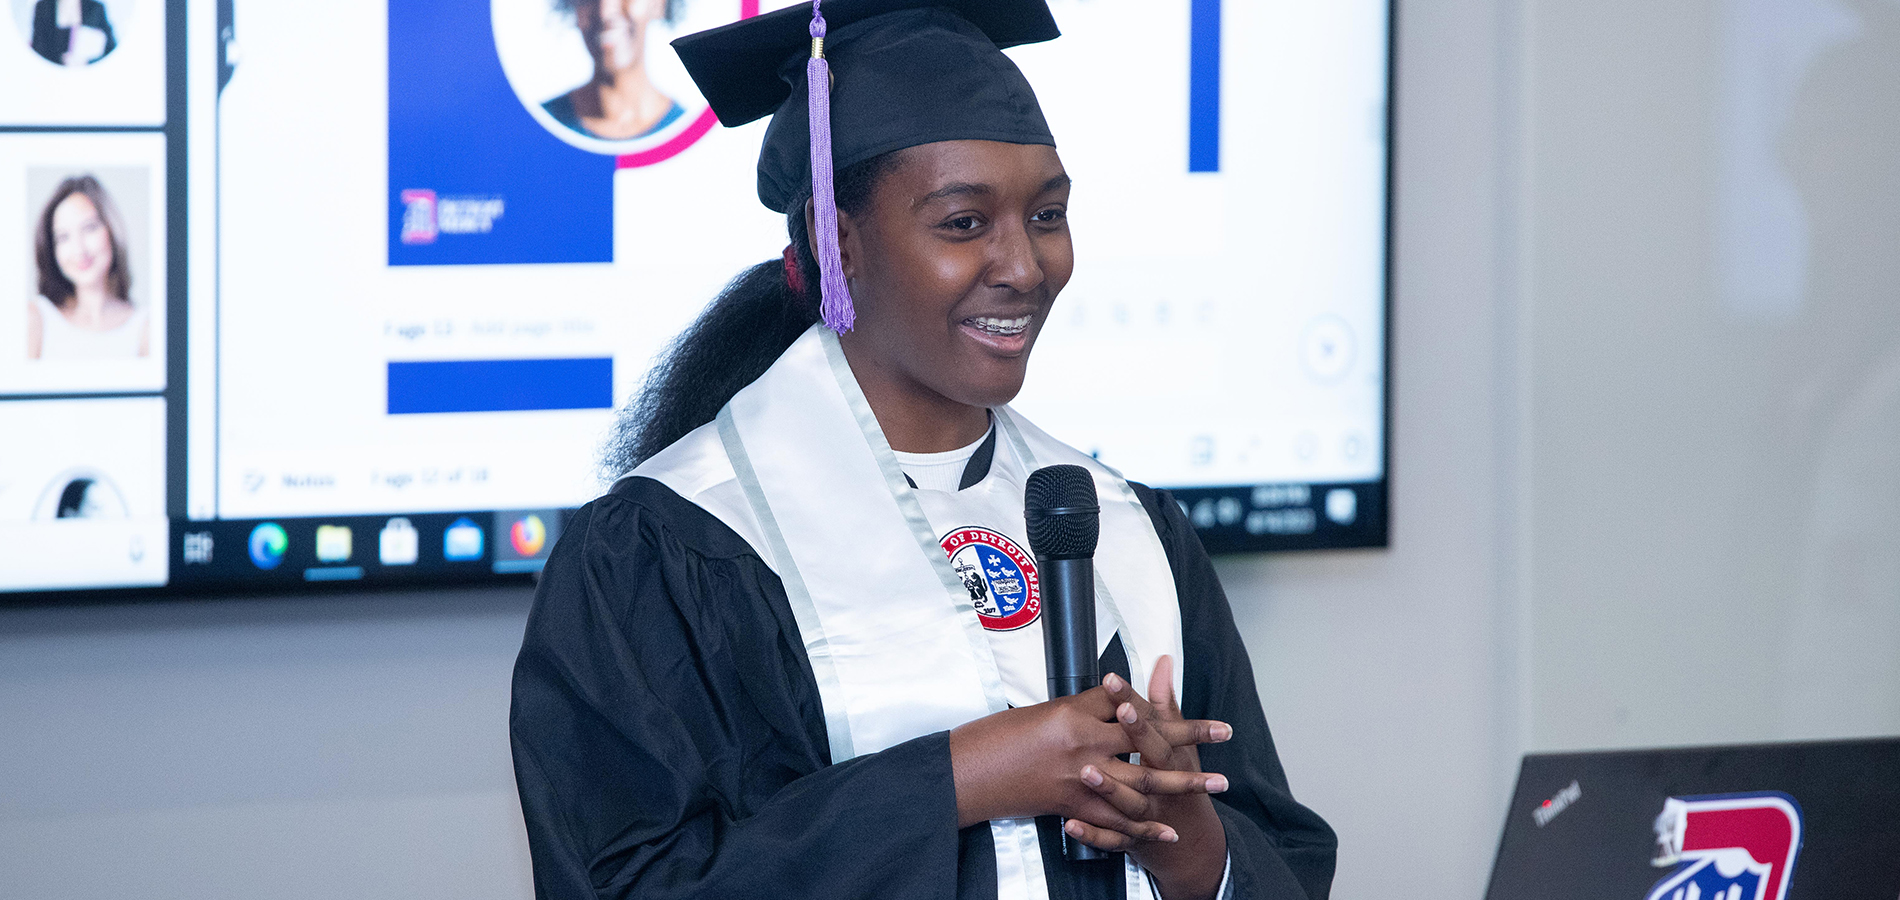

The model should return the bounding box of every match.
[27,174,149,361]
[541,0,686,141]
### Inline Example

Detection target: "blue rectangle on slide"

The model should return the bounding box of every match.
[387,0,616,265]
[1188,0,1222,172]
[387,358,613,414]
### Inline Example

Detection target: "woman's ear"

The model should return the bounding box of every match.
[835,207,860,281]
[802,197,816,262]
[803,197,861,282]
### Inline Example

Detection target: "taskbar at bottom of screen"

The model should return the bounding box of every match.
[166,509,577,590]
[1168,480,1388,554]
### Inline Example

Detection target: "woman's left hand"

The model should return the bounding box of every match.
[1066,656,1229,900]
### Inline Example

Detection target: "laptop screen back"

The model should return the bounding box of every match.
[1484,738,1900,900]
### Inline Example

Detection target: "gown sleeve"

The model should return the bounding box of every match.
[510,478,965,900]
[1131,485,1339,900]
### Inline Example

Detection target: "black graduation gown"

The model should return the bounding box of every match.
[511,475,1338,900]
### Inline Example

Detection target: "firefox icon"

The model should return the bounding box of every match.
[509,514,547,557]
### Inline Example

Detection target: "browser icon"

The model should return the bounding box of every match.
[248,523,288,570]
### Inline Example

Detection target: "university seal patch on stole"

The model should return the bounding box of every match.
[940,527,1042,631]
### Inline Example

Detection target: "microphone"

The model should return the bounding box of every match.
[1024,464,1112,863]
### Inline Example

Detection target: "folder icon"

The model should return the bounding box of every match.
[315,525,353,563]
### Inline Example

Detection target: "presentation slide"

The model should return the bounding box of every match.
[1,0,1391,595]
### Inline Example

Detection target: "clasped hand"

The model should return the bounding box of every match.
[950,656,1229,897]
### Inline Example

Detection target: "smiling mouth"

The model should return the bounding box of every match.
[965,315,1032,337]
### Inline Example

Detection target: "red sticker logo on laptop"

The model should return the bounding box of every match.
[1645,792,1803,900]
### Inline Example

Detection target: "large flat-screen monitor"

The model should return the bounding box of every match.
[0,0,1391,597]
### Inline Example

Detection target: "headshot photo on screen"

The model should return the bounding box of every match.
[14,0,123,67]
[493,0,733,155]
[31,468,128,519]
[1,0,161,127]
[0,397,162,522]
[543,0,684,141]
[23,168,149,361]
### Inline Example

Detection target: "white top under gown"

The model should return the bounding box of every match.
[33,294,147,359]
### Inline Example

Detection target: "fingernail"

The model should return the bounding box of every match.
[1207,774,1229,793]
[1081,766,1103,787]
[1065,821,1083,838]
[1212,722,1233,742]
[1104,673,1124,692]
[1159,828,1179,843]
[1118,703,1138,725]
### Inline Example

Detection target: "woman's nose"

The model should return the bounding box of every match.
[988,223,1045,294]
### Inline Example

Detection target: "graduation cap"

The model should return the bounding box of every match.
[673,0,1061,333]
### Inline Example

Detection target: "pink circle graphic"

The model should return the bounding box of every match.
[616,108,720,169]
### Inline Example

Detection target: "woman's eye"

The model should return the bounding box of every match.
[1032,207,1067,224]
[944,215,980,231]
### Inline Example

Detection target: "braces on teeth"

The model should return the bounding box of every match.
[969,317,1030,335]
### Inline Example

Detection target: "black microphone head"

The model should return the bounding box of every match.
[1025,465,1100,559]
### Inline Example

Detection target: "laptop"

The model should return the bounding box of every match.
[1484,737,1900,899]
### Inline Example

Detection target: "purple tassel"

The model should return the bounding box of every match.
[807,1,854,333]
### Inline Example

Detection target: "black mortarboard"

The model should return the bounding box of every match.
[675,0,1059,212]
[673,0,1061,332]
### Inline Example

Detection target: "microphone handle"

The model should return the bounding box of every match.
[1040,555,1113,863]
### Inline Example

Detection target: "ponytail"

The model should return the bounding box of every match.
[601,150,904,478]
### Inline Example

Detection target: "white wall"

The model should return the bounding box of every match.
[1220,0,1528,895]
[1261,1,1900,894]
[5,0,1899,897]
[0,589,537,900]
[1520,0,1900,753]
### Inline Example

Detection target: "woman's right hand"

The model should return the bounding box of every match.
[948,682,1231,843]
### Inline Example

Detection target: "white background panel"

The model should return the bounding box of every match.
[0,0,165,126]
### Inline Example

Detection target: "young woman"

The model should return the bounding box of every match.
[510,2,1336,898]
[28,175,149,360]
[542,0,686,142]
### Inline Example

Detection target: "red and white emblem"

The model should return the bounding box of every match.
[940,527,1041,631]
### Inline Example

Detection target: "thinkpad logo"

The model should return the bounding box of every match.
[1533,780,1582,827]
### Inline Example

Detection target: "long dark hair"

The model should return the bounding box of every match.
[35,174,132,310]
[602,151,903,476]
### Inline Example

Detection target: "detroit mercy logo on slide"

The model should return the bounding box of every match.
[1645,792,1803,900]
[940,527,1041,631]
